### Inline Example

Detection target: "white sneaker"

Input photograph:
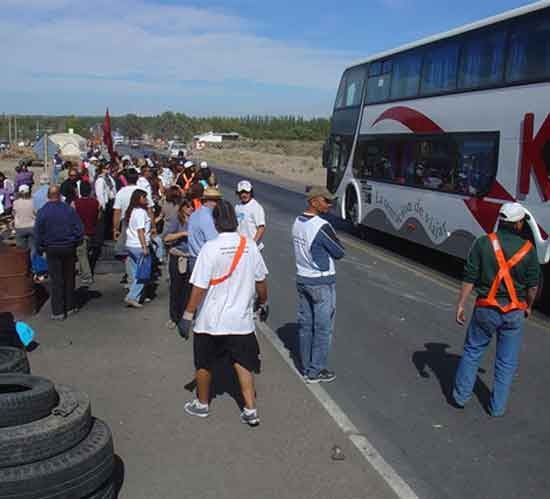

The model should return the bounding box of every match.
[124,298,143,308]
[240,408,260,427]
[184,399,209,418]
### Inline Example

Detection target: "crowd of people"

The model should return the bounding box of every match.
[0,149,275,425]
[0,147,538,425]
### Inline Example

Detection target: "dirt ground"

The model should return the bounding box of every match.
[0,139,328,188]
[200,140,326,187]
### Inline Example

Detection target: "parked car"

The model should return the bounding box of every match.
[169,142,187,158]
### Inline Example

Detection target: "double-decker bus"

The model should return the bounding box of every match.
[325,1,550,271]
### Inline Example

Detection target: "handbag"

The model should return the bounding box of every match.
[168,247,188,274]
[135,254,152,283]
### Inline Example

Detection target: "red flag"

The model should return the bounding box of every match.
[103,108,114,157]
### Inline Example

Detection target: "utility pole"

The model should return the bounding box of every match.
[8,116,12,144]
[44,132,48,175]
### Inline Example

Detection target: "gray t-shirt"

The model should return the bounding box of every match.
[166,218,189,253]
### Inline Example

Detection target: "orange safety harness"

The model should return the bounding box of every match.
[209,236,246,286]
[183,172,195,190]
[475,232,533,313]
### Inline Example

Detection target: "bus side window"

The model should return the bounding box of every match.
[458,29,506,89]
[391,51,422,100]
[353,134,497,196]
[366,60,392,103]
[456,137,498,197]
[421,41,460,95]
[506,13,550,83]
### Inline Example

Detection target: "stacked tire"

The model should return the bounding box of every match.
[0,346,30,374]
[0,363,117,498]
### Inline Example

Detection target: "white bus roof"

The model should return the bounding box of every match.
[348,0,550,69]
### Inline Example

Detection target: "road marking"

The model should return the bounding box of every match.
[339,233,459,293]
[339,233,550,333]
[256,320,420,499]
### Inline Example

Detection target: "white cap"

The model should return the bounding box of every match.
[499,202,527,223]
[90,156,99,162]
[122,155,131,162]
[184,161,194,168]
[18,185,30,194]
[237,180,252,192]
[200,161,208,169]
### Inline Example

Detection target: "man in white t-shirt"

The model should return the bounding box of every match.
[234,180,266,250]
[137,164,153,201]
[180,200,269,426]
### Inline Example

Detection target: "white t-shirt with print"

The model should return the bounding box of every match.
[235,198,266,250]
[126,208,151,248]
[190,232,268,335]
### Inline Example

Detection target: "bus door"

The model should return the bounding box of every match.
[325,65,367,193]
[325,135,353,192]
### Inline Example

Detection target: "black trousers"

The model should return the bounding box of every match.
[169,254,191,323]
[102,200,114,242]
[46,246,76,316]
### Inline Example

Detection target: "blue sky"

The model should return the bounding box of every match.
[0,0,538,117]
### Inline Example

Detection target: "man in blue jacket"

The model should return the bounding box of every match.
[292,187,345,383]
[35,186,83,320]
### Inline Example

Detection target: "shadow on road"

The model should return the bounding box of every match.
[75,287,102,309]
[412,342,490,409]
[34,283,49,313]
[276,322,302,374]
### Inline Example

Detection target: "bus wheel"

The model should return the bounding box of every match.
[345,187,360,235]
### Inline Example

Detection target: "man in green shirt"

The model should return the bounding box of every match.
[453,202,540,417]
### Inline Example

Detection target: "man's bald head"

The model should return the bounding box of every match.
[47,185,61,201]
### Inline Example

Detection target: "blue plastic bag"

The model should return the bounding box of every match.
[135,255,152,283]
[15,322,35,347]
[31,254,48,274]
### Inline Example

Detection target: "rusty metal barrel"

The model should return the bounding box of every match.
[0,246,35,317]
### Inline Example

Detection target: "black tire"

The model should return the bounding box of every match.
[0,347,30,374]
[0,374,57,428]
[345,187,361,235]
[0,418,114,499]
[84,478,116,499]
[0,385,92,467]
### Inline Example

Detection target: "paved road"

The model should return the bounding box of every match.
[29,277,396,499]
[216,167,550,499]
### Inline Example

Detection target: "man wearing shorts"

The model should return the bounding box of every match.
[180,200,269,426]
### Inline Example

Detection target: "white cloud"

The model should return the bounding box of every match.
[1,0,356,114]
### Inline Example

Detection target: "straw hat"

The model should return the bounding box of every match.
[202,186,223,200]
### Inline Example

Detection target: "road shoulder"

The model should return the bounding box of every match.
[28,274,397,499]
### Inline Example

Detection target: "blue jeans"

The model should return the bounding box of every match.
[453,307,524,416]
[15,227,36,259]
[126,248,145,302]
[296,282,336,377]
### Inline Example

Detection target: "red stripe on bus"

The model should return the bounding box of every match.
[464,198,501,234]
[486,181,515,201]
[372,106,444,134]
